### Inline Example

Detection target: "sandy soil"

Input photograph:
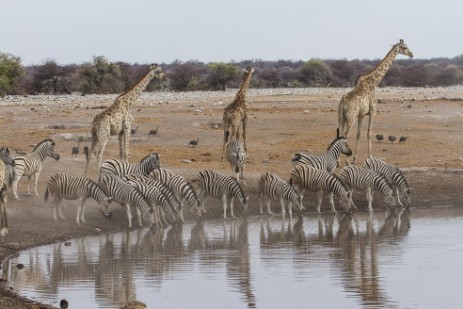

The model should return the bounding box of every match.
[0,87,462,308]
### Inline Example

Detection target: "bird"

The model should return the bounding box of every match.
[60,299,69,309]
[149,126,159,136]
[189,137,199,148]
[130,126,139,135]
[399,136,408,143]
[388,135,397,143]
[71,142,80,156]
[375,134,384,142]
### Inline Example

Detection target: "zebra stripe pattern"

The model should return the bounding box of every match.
[44,172,113,224]
[290,164,352,213]
[226,140,247,185]
[0,147,14,236]
[338,165,396,212]
[258,172,304,217]
[363,157,411,208]
[150,168,202,218]
[11,138,60,199]
[291,136,352,173]
[195,170,248,219]
[99,153,160,180]
[123,173,181,227]
[99,174,154,229]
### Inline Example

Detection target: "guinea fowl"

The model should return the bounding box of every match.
[375,134,384,142]
[388,135,397,143]
[399,136,408,143]
[189,137,199,148]
[149,126,159,135]
[71,142,80,156]
[130,126,139,135]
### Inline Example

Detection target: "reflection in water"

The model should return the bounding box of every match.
[3,208,445,309]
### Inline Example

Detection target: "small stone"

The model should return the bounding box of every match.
[303,110,309,114]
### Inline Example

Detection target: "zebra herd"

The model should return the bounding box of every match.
[0,132,411,234]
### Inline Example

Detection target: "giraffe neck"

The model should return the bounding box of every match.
[234,70,253,106]
[115,67,157,109]
[361,44,400,87]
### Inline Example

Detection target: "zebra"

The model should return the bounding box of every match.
[98,152,160,180]
[226,140,247,185]
[150,168,202,219]
[123,173,182,227]
[194,170,248,220]
[258,172,304,217]
[291,132,352,173]
[289,164,353,213]
[363,157,411,208]
[338,165,397,212]
[0,147,15,236]
[44,172,113,224]
[10,138,60,199]
[99,174,155,229]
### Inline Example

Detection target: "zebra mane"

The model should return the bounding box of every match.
[33,138,54,151]
[327,136,346,151]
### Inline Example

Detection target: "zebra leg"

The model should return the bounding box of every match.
[395,187,404,208]
[366,188,374,212]
[258,194,264,214]
[241,167,247,186]
[197,188,207,213]
[222,195,228,220]
[230,196,236,218]
[135,206,143,227]
[33,171,41,196]
[52,197,64,220]
[328,192,338,214]
[125,203,133,229]
[316,190,324,213]
[25,175,33,196]
[279,198,286,217]
[78,197,88,225]
[266,200,274,216]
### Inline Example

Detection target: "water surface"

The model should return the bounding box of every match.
[3,207,463,309]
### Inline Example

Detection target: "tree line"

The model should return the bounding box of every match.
[1,52,463,97]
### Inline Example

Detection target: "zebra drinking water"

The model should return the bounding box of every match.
[291,133,352,173]
[98,152,160,180]
[99,174,155,229]
[194,170,248,219]
[10,138,60,199]
[363,157,411,208]
[150,168,202,219]
[226,140,247,185]
[338,165,397,212]
[44,172,113,224]
[289,164,353,213]
[258,172,304,217]
[123,173,182,227]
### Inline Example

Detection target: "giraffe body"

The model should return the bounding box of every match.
[221,67,254,161]
[85,64,164,175]
[338,40,413,163]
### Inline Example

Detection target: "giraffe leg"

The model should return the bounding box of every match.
[242,116,248,154]
[352,116,364,164]
[120,129,130,161]
[221,122,231,162]
[367,113,374,159]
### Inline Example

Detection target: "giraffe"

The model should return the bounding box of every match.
[221,66,254,161]
[85,64,165,176]
[338,39,413,163]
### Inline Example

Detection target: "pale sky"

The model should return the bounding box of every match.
[2,0,462,65]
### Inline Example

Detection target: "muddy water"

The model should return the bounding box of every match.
[3,207,463,309]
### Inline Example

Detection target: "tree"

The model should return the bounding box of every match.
[167,60,206,91]
[207,62,239,90]
[78,56,121,94]
[299,59,333,87]
[29,59,77,94]
[258,67,281,88]
[0,52,24,97]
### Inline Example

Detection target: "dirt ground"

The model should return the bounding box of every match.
[0,86,462,308]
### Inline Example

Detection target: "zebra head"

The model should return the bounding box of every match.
[329,137,352,157]
[0,147,15,166]
[99,196,113,219]
[143,153,161,173]
[338,191,353,213]
[400,188,412,208]
[36,139,60,161]
[384,192,397,210]
[293,194,305,214]
[240,195,249,215]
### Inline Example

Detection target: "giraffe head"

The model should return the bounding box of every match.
[396,39,413,58]
[151,63,166,82]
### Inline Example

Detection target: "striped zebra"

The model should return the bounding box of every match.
[99,152,160,180]
[44,172,113,224]
[363,157,411,208]
[226,140,247,185]
[338,165,397,212]
[123,173,182,227]
[291,132,352,173]
[10,138,60,199]
[0,186,8,236]
[258,172,304,217]
[289,164,353,213]
[99,174,155,229]
[0,146,15,186]
[194,170,248,219]
[150,168,202,219]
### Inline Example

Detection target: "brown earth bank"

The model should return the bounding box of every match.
[0,87,462,308]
